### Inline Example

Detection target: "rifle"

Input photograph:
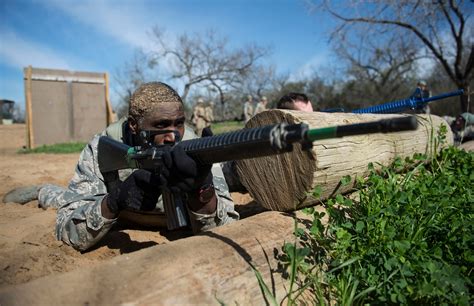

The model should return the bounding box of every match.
[98,116,418,230]
[321,89,464,114]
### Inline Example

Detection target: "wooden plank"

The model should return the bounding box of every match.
[24,66,34,149]
[104,72,114,124]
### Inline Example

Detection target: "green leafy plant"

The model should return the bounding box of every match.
[277,144,473,305]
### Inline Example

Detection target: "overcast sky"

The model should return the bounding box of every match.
[0,0,336,110]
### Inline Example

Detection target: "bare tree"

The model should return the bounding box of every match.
[333,31,421,105]
[113,50,151,117]
[148,27,270,105]
[239,64,277,98]
[317,0,473,112]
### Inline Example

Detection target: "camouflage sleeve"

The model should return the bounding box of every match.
[54,135,117,251]
[187,163,240,233]
[42,130,239,249]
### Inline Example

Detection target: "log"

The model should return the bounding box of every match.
[459,140,474,152]
[0,211,312,305]
[236,111,453,211]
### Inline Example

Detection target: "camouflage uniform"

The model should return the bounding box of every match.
[254,102,266,115]
[193,103,207,137]
[453,112,474,145]
[244,99,254,123]
[412,82,431,114]
[254,96,268,115]
[38,117,239,251]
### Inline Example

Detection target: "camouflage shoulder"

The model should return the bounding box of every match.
[103,117,127,141]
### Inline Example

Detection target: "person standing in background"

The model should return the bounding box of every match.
[204,102,214,128]
[412,81,431,114]
[243,95,254,123]
[192,98,207,137]
[254,96,268,115]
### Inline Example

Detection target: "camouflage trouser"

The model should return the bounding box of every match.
[38,184,83,209]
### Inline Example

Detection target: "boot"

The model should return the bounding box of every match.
[2,185,45,204]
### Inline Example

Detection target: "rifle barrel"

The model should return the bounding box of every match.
[180,116,418,164]
[421,89,464,104]
[99,116,419,168]
[305,116,418,141]
[352,89,464,114]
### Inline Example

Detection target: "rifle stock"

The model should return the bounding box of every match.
[97,137,137,173]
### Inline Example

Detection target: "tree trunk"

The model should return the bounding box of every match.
[0,211,307,305]
[460,83,471,113]
[235,110,453,212]
[181,83,191,103]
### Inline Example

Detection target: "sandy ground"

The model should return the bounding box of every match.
[0,124,259,288]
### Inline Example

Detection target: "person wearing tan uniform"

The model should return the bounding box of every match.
[243,95,254,123]
[254,96,268,115]
[192,98,207,136]
[204,102,214,128]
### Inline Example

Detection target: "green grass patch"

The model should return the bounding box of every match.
[19,142,86,154]
[210,120,245,134]
[18,121,244,155]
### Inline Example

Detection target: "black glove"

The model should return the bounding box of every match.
[106,169,161,214]
[160,128,214,193]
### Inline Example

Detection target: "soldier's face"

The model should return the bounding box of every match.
[131,102,185,145]
[454,117,465,131]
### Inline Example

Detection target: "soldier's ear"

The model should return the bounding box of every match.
[128,117,138,135]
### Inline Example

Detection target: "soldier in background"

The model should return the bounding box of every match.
[204,102,215,128]
[411,80,432,114]
[254,96,268,115]
[243,95,254,123]
[277,92,314,112]
[451,112,474,145]
[193,98,207,137]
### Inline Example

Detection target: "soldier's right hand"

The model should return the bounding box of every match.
[106,169,161,214]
